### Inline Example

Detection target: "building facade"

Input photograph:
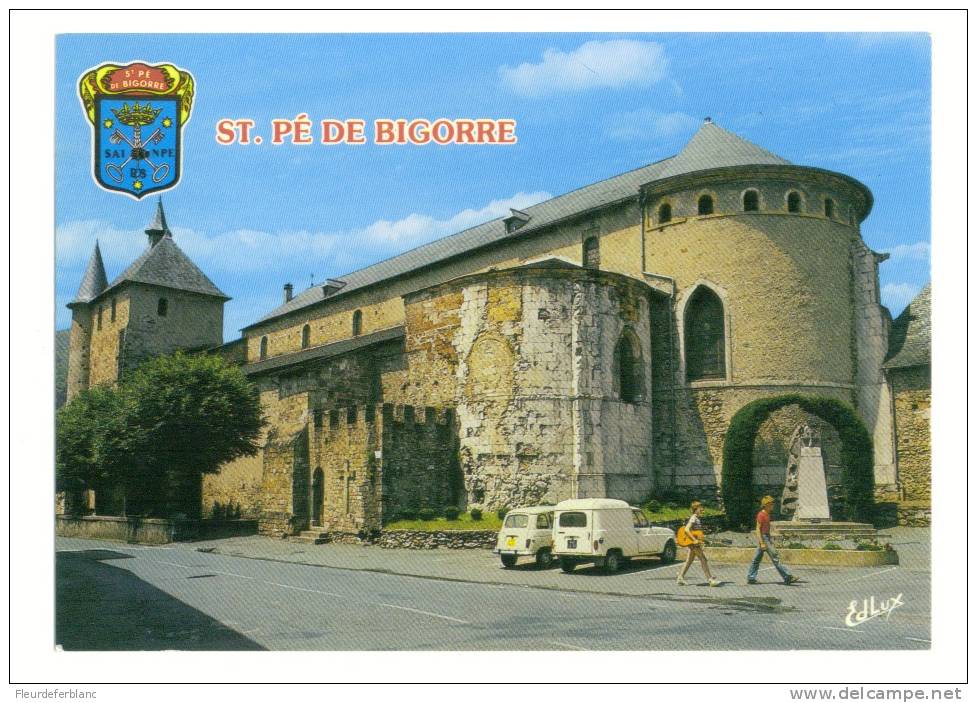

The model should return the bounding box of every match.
[65,120,930,534]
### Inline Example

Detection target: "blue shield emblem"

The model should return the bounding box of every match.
[79,62,195,200]
[95,96,181,198]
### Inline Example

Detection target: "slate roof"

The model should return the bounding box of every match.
[884,284,931,369]
[245,121,796,329]
[243,326,404,376]
[655,119,791,179]
[72,241,108,304]
[104,235,229,300]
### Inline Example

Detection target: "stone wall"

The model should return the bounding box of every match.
[890,366,931,501]
[376,529,497,550]
[380,405,461,521]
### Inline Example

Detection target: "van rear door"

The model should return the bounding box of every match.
[555,510,592,554]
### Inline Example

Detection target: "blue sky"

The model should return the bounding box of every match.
[55,33,931,338]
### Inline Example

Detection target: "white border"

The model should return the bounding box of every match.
[9,7,968,692]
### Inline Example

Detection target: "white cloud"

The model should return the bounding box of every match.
[604,109,698,142]
[500,40,668,98]
[881,282,920,312]
[56,190,553,332]
[885,241,930,262]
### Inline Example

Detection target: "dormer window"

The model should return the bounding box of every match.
[504,208,531,233]
[697,194,714,216]
[658,202,672,224]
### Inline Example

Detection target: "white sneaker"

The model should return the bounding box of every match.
[676,575,687,586]
[708,578,721,587]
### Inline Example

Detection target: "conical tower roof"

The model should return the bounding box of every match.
[656,118,792,180]
[146,197,171,246]
[72,241,108,304]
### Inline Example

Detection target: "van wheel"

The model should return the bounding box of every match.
[559,558,576,573]
[500,554,518,568]
[604,550,622,573]
[535,548,554,569]
[660,540,677,564]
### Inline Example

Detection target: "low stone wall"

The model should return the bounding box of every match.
[651,514,726,534]
[376,529,497,550]
[896,503,931,527]
[56,515,195,544]
[56,515,257,544]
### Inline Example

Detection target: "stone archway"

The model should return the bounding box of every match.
[721,394,874,527]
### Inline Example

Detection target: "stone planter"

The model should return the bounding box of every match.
[699,545,899,567]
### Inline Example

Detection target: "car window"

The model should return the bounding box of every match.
[504,514,529,528]
[632,510,649,528]
[558,511,587,528]
[535,513,551,529]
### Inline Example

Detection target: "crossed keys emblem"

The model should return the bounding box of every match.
[104,102,170,185]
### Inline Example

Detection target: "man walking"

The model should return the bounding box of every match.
[747,496,798,585]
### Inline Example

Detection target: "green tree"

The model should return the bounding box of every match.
[56,385,137,514]
[123,352,264,518]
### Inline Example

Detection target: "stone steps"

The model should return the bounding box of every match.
[771,521,882,540]
[289,530,329,545]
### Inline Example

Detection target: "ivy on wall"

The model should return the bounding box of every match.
[721,394,874,528]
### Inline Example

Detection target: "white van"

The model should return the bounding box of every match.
[552,498,677,573]
[493,506,556,568]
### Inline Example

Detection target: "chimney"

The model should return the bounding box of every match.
[284,283,294,303]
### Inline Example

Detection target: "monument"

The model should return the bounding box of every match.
[772,423,878,541]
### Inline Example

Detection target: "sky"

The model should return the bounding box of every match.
[55,33,931,339]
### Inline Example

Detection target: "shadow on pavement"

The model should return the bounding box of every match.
[56,549,265,651]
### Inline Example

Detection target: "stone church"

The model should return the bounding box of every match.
[64,119,931,535]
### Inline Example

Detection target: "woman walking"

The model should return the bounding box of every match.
[677,500,720,586]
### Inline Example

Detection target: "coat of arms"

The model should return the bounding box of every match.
[78,62,195,199]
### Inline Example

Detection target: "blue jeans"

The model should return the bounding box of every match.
[748,535,793,583]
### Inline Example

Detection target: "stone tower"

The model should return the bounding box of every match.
[64,200,229,400]
[641,119,894,492]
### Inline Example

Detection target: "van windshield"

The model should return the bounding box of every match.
[558,512,587,528]
[504,514,529,528]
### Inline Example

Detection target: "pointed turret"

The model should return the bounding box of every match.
[656,118,792,180]
[145,197,171,247]
[72,241,108,304]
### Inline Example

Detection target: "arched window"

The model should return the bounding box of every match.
[157,298,168,317]
[743,190,759,212]
[658,202,672,224]
[824,198,835,219]
[614,332,643,403]
[582,236,600,270]
[697,194,714,216]
[684,287,726,381]
[787,191,802,213]
[352,309,363,336]
[301,324,311,349]
[259,336,268,360]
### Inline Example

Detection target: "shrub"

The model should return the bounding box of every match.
[418,507,436,521]
[443,506,460,521]
[469,508,483,521]
[855,542,883,551]
[822,543,842,550]
[644,500,663,513]
[785,542,808,550]
[496,508,508,520]
[209,502,225,520]
[721,394,874,528]
[398,508,418,521]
